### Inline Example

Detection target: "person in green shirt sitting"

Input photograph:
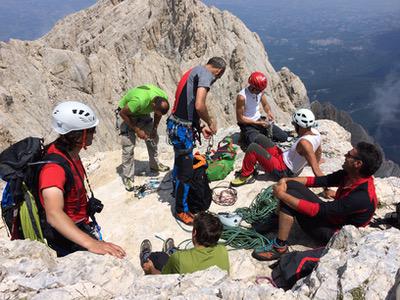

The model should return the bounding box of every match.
[140,212,230,275]
[118,84,170,191]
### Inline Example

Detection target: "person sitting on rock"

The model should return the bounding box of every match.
[252,142,383,261]
[140,212,229,274]
[236,71,290,150]
[39,101,126,258]
[231,108,324,187]
[118,84,170,192]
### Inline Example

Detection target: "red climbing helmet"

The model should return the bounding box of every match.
[248,72,267,91]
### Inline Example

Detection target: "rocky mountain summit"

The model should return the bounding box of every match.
[0,0,308,153]
[1,120,400,299]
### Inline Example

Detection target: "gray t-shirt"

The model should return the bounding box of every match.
[172,65,215,126]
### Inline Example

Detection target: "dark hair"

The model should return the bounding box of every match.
[52,130,84,152]
[193,212,223,247]
[207,57,226,70]
[154,96,169,115]
[356,142,383,177]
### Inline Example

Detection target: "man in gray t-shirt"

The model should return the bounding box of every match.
[167,57,226,225]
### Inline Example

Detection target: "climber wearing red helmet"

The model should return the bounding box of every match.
[236,71,289,149]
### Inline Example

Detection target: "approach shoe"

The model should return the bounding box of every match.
[150,162,170,172]
[176,212,194,226]
[230,173,255,187]
[252,239,288,261]
[139,239,152,266]
[163,238,178,256]
[123,178,135,192]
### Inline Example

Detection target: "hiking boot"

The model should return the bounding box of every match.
[123,178,135,192]
[176,212,194,226]
[163,238,178,256]
[230,173,255,187]
[150,162,170,172]
[139,239,152,266]
[252,239,288,261]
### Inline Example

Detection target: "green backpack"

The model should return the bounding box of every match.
[206,137,237,181]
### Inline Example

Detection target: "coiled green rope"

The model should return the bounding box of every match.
[235,186,278,224]
[221,186,278,250]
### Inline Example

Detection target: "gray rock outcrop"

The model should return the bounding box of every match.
[311,100,400,177]
[0,0,306,153]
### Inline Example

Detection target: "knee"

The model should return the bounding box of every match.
[246,143,271,159]
[255,134,274,148]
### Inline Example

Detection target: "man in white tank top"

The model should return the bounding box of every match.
[236,72,289,148]
[231,109,324,187]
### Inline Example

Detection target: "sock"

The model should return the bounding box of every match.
[275,238,287,247]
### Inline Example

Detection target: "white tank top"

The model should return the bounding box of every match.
[238,87,262,121]
[282,128,321,175]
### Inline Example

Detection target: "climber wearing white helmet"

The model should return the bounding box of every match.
[231,108,325,187]
[38,101,126,258]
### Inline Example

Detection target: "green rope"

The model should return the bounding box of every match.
[235,186,278,224]
[220,186,278,250]
[221,226,271,250]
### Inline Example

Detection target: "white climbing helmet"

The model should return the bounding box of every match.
[292,108,316,128]
[52,101,99,134]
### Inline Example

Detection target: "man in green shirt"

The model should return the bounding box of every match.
[118,84,170,191]
[140,212,230,275]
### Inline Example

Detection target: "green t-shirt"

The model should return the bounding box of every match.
[118,84,168,116]
[161,244,230,275]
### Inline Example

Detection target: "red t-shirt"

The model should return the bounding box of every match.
[38,144,88,223]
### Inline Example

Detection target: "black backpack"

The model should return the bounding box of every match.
[271,247,325,290]
[0,137,73,241]
[188,155,212,213]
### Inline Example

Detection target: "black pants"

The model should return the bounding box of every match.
[147,252,170,272]
[280,181,336,244]
[45,222,97,257]
[239,123,288,148]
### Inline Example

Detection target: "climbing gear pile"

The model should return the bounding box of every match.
[134,178,161,199]
[212,184,238,206]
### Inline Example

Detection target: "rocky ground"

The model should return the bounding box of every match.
[1,120,400,299]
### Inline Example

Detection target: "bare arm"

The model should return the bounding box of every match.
[260,95,274,121]
[42,187,126,258]
[297,139,324,177]
[194,87,212,126]
[236,94,262,126]
[119,106,148,139]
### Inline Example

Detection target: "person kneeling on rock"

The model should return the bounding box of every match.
[39,101,126,258]
[252,142,382,261]
[140,212,229,274]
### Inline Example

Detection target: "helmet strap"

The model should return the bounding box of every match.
[81,129,87,150]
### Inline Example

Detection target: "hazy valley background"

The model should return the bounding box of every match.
[1,0,399,163]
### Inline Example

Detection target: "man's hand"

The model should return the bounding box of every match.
[142,258,161,275]
[267,111,274,122]
[209,121,217,134]
[322,188,336,199]
[135,128,149,140]
[256,120,268,128]
[202,126,213,139]
[87,240,126,259]
[273,180,287,197]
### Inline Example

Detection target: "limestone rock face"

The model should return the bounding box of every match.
[0,0,305,153]
[294,226,400,300]
[278,67,310,109]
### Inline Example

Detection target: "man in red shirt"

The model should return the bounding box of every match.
[39,101,125,258]
[252,142,382,261]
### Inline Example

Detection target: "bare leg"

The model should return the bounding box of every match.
[277,210,294,241]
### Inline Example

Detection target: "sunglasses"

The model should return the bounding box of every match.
[345,151,361,161]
